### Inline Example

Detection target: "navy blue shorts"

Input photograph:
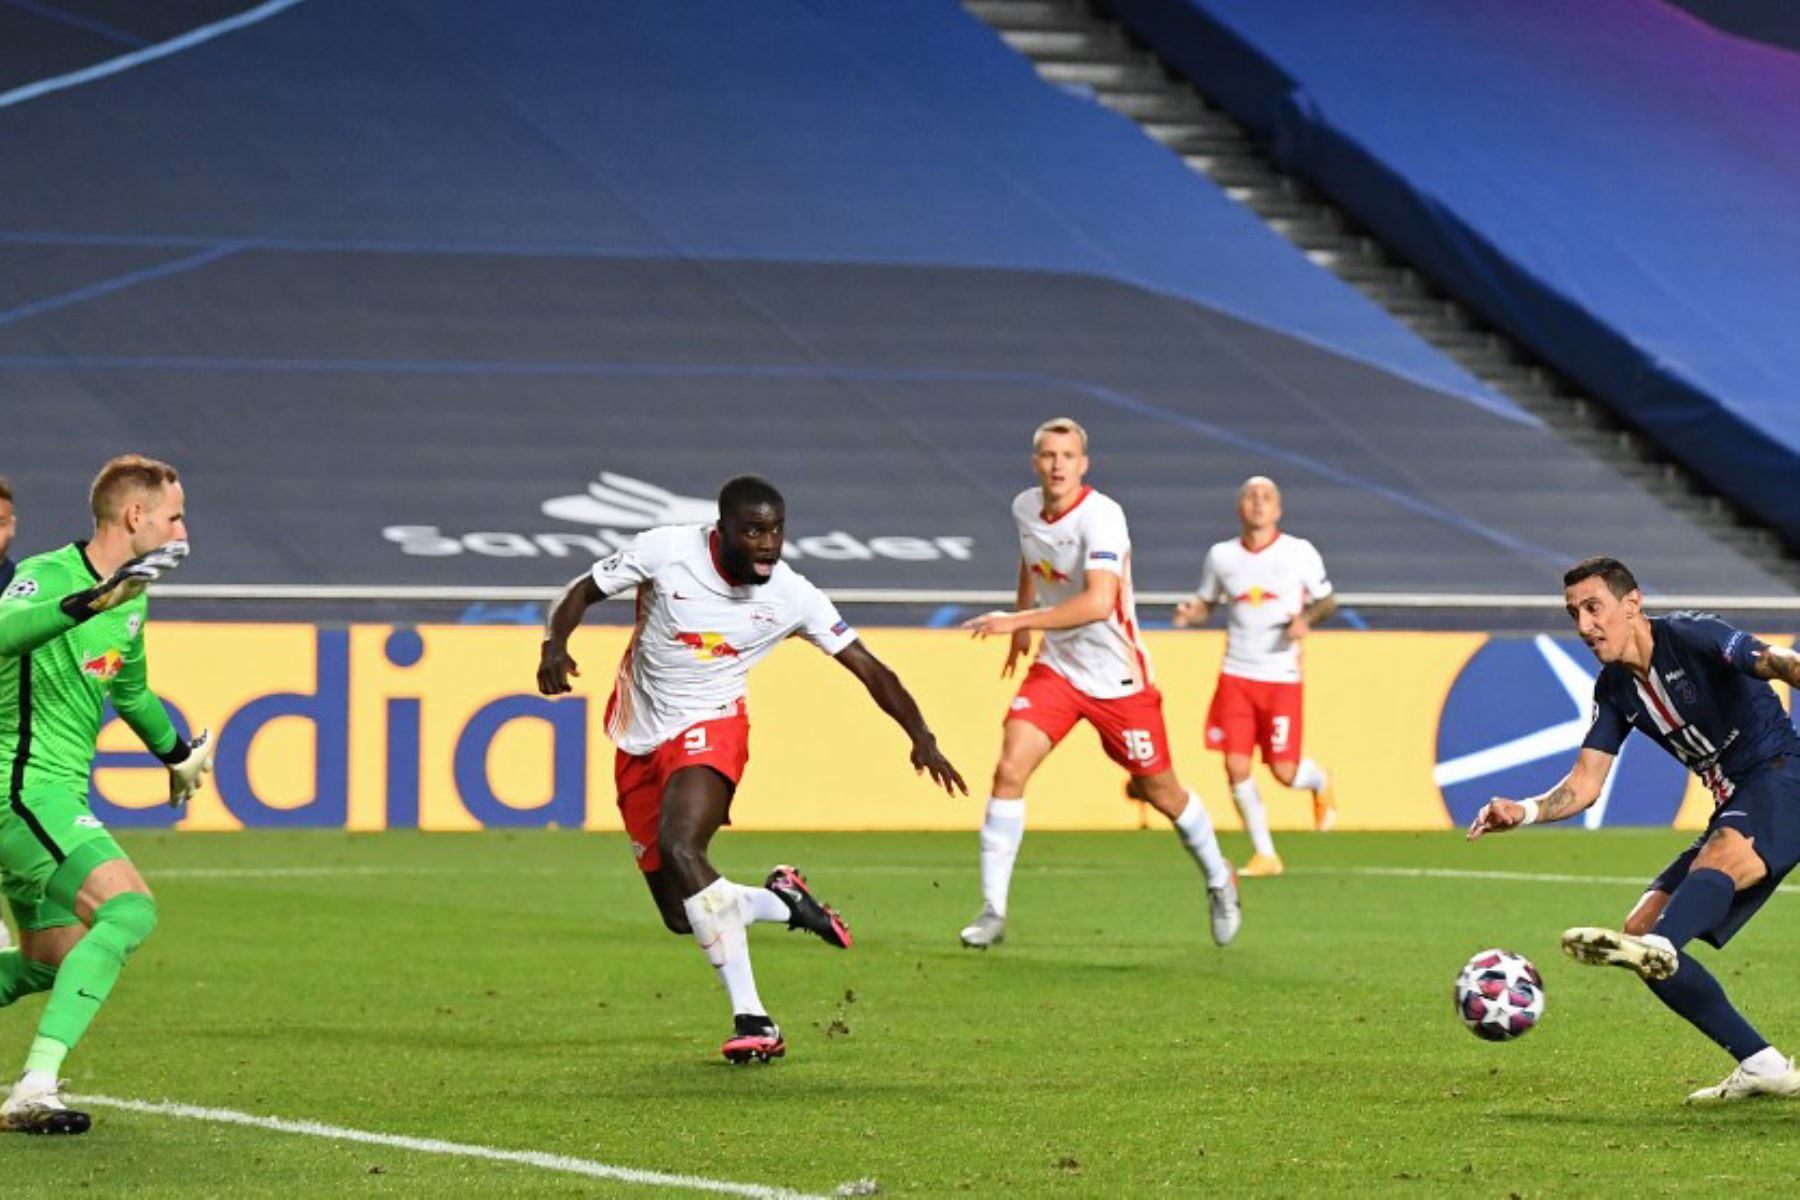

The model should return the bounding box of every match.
[1648,756,1800,948]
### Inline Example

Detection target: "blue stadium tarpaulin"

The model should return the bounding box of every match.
[1109,0,1800,546]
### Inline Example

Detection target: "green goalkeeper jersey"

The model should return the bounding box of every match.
[0,542,179,794]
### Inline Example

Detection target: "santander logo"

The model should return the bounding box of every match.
[383,470,975,567]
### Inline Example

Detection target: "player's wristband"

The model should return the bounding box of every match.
[1518,798,1541,825]
[154,739,194,767]
[57,590,104,624]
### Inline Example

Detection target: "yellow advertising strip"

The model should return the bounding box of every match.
[91,624,1778,833]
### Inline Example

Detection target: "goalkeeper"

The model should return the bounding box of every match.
[0,455,213,1134]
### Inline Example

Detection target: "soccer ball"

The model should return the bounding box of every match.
[1454,948,1545,1041]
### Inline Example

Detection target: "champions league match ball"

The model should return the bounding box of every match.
[1454,949,1545,1041]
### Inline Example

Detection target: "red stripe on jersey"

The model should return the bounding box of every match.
[1240,530,1283,554]
[1041,485,1093,525]
[1113,562,1149,690]
[1638,673,1682,732]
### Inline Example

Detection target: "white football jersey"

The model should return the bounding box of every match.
[1196,532,1332,683]
[1012,486,1151,699]
[591,525,857,754]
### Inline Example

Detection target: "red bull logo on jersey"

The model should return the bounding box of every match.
[674,631,742,660]
[1030,559,1070,584]
[1234,586,1280,607]
[81,648,124,682]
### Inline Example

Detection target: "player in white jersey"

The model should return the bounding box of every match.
[538,476,966,1062]
[1175,475,1338,877]
[958,419,1240,949]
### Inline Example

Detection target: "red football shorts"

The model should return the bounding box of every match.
[614,708,750,873]
[1205,673,1304,763]
[1006,662,1172,776]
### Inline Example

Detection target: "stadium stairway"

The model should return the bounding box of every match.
[966,0,1788,576]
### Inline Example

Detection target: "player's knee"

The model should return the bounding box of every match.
[93,891,158,956]
[992,760,1032,796]
[1138,775,1185,816]
[658,906,693,936]
[660,840,712,888]
[1695,829,1766,889]
[1269,761,1298,787]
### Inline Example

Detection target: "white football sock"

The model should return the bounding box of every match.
[1741,1046,1791,1075]
[1291,758,1328,792]
[1232,779,1277,858]
[979,798,1027,917]
[1173,792,1232,888]
[738,885,791,926]
[683,878,766,1017]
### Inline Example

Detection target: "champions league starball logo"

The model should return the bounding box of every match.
[1434,635,1689,828]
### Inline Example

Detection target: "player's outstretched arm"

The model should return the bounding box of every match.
[964,570,1119,640]
[0,543,186,657]
[537,573,603,695]
[833,640,968,797]
[1752,644,1800,688]
[1467,748,1613,840]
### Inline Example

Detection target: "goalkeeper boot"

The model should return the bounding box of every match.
[1561,927,1678,981]
[1,1074,90,1135]
[722,1015,785,1064]
[765,865,852,949]
[959,904,1006,950]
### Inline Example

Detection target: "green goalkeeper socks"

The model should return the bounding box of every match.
[0,949,58,1007]
[33,893,158,1060]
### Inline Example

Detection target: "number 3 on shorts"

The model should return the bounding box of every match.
[1122,729,1156,764]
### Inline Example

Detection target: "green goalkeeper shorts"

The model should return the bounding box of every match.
[1,787,129,931]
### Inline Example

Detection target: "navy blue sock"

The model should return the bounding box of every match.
[1646,954,1769,1061]
[1652,867,1735,949]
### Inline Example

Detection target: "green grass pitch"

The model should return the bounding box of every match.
[4,828,1797,1195]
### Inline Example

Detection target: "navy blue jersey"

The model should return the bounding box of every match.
[1583,613,1800,801]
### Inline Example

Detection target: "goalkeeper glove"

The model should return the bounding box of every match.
[161,729,215,808]
[61,540,189,621]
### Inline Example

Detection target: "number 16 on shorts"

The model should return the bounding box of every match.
[1122,729,1156,764]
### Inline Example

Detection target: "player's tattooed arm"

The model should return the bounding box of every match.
[1535,780,1582,822]
[834,641,969,797]
[1286,594,1337,641]
[537,573,603,695]
[1467,748,1612,839]
[1751,645,1800,688]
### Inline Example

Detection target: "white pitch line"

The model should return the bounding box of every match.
[0,0,310,109]
[141,865,561,880]
[1291,865,1799,895]
[144,866,435,880]
[75,1095,826,1199]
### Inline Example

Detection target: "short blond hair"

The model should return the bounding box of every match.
[90,454,179,524]
[1032,417,1089,453]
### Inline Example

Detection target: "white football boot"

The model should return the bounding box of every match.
[959,904,1006,950]
[1560,927,1678,981]
[1207,873,1241,947]
[1688,1056,1800,1104]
